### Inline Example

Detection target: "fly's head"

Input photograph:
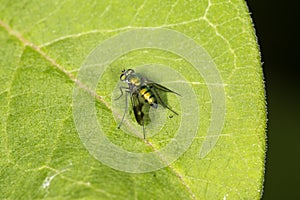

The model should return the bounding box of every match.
[120,69,135,83]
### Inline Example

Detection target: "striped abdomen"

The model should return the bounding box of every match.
[139,85,158,108]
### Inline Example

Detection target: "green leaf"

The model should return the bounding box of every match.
[0,0,266,199]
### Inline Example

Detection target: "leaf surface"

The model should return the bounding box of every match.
[0,0,266,199]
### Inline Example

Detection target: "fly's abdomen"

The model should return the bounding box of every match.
[140,86,157,108]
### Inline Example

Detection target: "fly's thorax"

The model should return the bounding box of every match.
[127,74,142,86]
[139,85,157,106]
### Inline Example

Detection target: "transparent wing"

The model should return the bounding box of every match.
[148,82,181,96]
[148,82,180,115]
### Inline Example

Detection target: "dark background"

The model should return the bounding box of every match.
[246,1,299,199]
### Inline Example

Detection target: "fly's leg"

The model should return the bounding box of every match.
[115,86,129,100]
[142,123,145,139]
[118,90,129,129]
[115,86,130,129]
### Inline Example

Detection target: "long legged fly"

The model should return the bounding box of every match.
[115,69,180,139]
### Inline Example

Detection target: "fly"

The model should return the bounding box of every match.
[115,69,180,139]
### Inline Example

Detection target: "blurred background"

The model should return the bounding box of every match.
[246,1,299,199]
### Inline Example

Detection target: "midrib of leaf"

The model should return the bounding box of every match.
[0,20,197,200]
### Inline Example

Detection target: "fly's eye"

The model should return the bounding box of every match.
[120,74,126,81]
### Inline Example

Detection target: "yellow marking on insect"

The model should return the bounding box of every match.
[143,91,151,100]
[140,87,148,95]
[148,97,155,104]
[144,91,155,104]
[130,77,141,85]
[140,87,154,103]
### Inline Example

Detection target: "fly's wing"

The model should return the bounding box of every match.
[148,82,180,115]
[130,92,144,125]
[148,82,181,96]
